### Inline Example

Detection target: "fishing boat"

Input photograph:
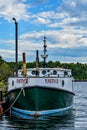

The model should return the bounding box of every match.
[7,36,75,118]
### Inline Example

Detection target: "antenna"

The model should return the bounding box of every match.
[41,36,48,67]
[44,23,47,37]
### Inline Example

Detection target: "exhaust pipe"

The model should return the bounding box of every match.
[22,52,27,76]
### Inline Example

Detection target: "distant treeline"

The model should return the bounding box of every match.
[12,60,87,80]
[0,55,87,90]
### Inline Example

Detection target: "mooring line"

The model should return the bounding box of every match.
[0,80,26,115]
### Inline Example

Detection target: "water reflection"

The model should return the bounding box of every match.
[0,111,75,130]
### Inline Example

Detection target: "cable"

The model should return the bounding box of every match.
[0,80,26,115]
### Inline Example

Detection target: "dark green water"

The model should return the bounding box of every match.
[0,82,87,130]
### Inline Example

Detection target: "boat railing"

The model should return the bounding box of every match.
[17,74,72,78]
[18,68,72,78]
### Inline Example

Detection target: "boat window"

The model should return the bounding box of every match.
[62,80,64,87]
[64,71,68,76]
[47,70,50,72]
[53,70,57,75]
[31,70,36,75]
[12,81,14,86]
[42,70,46,75]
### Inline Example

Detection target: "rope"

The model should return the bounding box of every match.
[0,80,26,115]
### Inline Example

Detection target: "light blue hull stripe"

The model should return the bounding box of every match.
[12,106,73,118]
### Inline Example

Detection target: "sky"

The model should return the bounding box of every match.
[0,0,87,63]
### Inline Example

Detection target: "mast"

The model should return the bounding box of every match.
[36,50,39,68]
[12,18,18,76]
[36,50,39,76]
[41,36,48,67]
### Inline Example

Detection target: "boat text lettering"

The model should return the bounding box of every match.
[17,79,28,83]
[45,79,58,84]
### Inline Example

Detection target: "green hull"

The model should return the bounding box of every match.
[7,86,74,111]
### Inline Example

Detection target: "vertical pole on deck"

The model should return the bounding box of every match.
[12,18,18,76]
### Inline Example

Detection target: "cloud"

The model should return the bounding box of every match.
[0,49,15,61]
[19,28,87,49]
[1,28,87,62]
[31,11,68,26]
[58,0,87,28]
[32,17,51,24]
[0,0,87,63]
[19,31,44,40]
[0,0,29,21]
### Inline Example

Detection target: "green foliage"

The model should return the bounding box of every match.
[7,61,15,74]
[18,61,22,69]
[0,80,6,91]
[47,61,55,68]
[27,62,36,68]
[0,62,12,82]
[0,55,5,65]
[0,59,13,90]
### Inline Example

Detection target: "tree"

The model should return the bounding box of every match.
[0,80,6,91]
[0,55,4,65]
[0,62,12,83]
[47,61,55,68]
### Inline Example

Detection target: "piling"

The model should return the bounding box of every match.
[0,91,3,114]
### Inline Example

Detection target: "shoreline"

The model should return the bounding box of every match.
[74,79,87,82]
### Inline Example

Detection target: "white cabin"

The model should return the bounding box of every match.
[18,67,72,78]
[8,68,74,93]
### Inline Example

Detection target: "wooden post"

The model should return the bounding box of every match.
[0,91,3,114]
[22,52,27,76]
[0,91,2,102]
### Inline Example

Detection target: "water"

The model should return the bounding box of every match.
[0,82,87,130]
